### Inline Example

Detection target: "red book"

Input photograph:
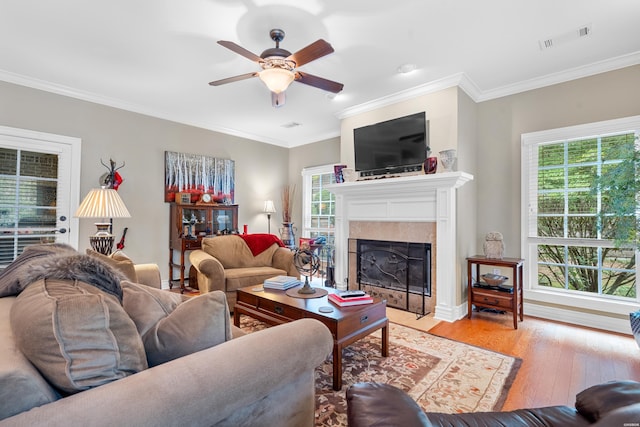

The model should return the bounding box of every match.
[329,292,371,302]
[328,293,373,307]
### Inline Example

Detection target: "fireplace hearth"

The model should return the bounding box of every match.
[350,238,431,317]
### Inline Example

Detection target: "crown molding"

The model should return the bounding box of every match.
[2,50,639,147]
[335,73,475,119]
[476,51,640,102]
[335,51,640,119]
[0,68,294,147]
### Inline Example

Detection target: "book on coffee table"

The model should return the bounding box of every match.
[263,276,301,290]
[328,292,374,307]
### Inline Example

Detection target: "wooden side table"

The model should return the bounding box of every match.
[169,237,201,291]
[467,255,524,329]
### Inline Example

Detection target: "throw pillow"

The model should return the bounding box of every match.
[10,279,147,395]
[122,281,232,367]
[23,253,125,302]
[0,243,77,297]
[86,249,138,283]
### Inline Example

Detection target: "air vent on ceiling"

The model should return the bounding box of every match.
[539,24,592,50]
[281,122,301,129]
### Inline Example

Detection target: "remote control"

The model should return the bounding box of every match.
[339,290,367,298]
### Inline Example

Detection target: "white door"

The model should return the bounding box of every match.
[0,126,81,267]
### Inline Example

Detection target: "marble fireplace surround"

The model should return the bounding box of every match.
[327,171,473,322]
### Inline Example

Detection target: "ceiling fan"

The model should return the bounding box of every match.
[209,29,344,107]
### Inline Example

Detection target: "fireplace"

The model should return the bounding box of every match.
[350,238,431,317]
[328,172,473,323]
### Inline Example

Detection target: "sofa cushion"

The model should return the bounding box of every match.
[347,382,431,427]
[201,236,279,269]
[87,249,138,283]
[225,266,288,289]
[10,279,148,395]
[122,281,232,367]
[592,402,640,427]
[0,243,77,297]
[0,297,59,420]
[575,380,640,422]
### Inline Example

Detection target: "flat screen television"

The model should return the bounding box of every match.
[353,112,429,177]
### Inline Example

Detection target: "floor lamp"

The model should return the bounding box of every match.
[75,187,131,255]
[263,200,276,234]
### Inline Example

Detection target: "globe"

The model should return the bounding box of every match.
[293,248,320,294]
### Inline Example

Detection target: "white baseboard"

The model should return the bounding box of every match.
[525,302,633,335]
[435,302,468,323]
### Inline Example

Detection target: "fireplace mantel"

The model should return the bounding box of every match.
[328,171,473,322]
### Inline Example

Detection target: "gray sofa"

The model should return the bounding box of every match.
[0,247,333,426]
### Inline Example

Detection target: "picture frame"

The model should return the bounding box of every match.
[164,151,235,203]
[176,192,192,205]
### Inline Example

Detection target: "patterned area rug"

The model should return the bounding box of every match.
[239,316,521,427]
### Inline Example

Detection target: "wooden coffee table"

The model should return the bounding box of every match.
[234,285,388,391]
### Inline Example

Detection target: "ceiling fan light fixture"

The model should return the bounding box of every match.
[259,68,295,94]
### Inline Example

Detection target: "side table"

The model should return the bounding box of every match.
[169,237,201,292]
[467,255,524,329]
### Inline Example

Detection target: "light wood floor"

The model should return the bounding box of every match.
[428,310,640,411]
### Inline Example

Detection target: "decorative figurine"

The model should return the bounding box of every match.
[483,231,505,259]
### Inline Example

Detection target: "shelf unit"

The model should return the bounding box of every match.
[169,203,238,291]
[466,255,524,329]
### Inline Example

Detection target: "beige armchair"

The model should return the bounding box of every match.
[189,235,297,310]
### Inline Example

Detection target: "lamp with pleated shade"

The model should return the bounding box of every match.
[74,187,131,254]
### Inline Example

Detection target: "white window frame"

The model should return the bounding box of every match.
[521,116,640,331]
[0,126,81,254]
[301,164,335,242]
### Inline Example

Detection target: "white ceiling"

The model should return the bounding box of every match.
[1,0,639,148]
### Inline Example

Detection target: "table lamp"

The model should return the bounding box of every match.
[74,187,131,255]
[263,200,276,234]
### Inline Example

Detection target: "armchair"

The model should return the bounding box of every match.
[189,234,297,310]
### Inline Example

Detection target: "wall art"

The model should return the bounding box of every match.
[164,151,234,203]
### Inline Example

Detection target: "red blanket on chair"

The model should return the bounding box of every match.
[238,233,286,256]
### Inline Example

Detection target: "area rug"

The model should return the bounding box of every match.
[239,317,521,427]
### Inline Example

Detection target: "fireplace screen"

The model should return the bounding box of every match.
[351,238,431,316]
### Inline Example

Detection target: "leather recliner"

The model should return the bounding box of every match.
[346,380,640,427]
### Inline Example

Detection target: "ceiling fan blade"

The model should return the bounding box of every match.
[217,40,262,63]
[295,72,344,93]
[209,72,258,86]
[287,39,334,67]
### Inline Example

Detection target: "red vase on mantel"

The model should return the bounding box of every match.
[423,157,438,174]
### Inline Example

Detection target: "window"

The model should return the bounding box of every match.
[301,165,336,244]
[522,116,639,306]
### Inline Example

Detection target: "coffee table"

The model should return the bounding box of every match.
[234,285,388,391]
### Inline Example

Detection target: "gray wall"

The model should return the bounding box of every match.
[0,80,290,282]
[476,65,640,257]
[288,137,341,231]
[475,64,640,322]
[2,63,638,299]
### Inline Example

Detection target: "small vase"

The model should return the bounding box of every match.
[279,222,297,249]
[439,149,457,172]
[423,157,437,174]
